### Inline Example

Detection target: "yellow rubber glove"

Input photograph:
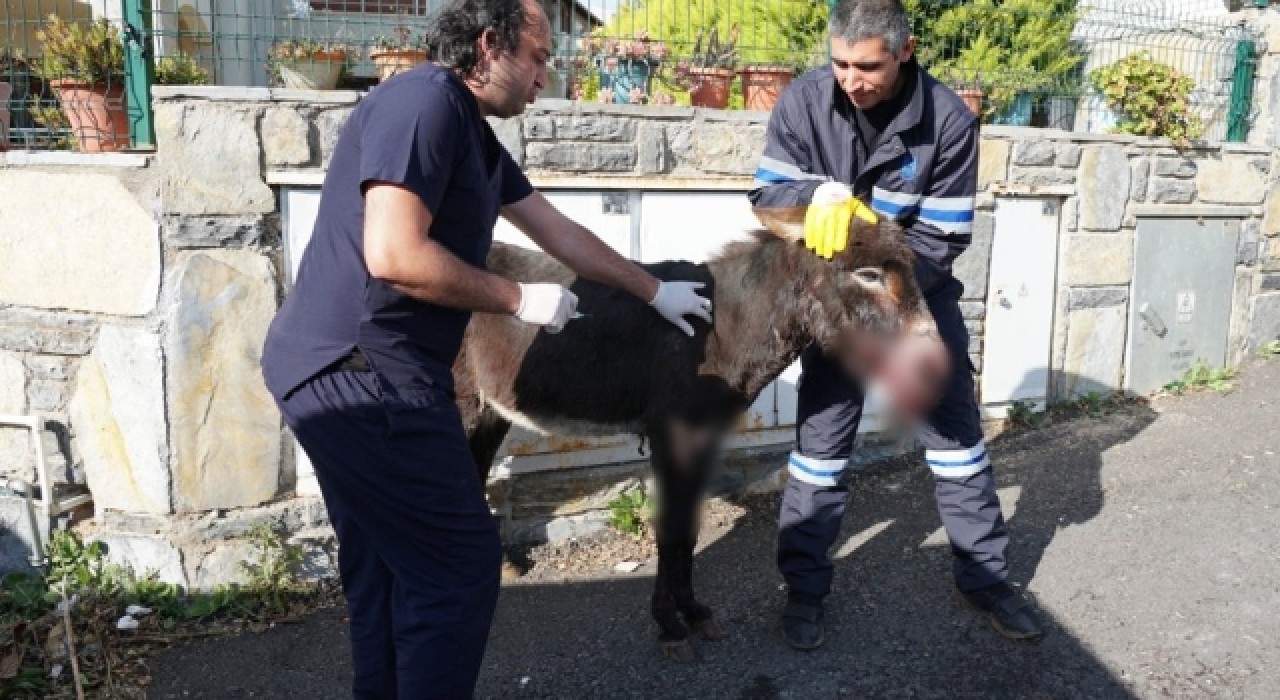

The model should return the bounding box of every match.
[804,183,879,259]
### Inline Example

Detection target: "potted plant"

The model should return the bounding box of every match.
[33,15,129,152]
[369,18,429,83]
[675,25,739,109]
[268,38,349,90]
[154,52,211,86]
[739,61,795,112]
[579,31,668,104]
[1088,51,1204,145]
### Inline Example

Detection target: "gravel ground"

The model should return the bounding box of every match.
[145,357,1280,699]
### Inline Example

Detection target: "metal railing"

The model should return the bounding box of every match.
[0,1,1266,152]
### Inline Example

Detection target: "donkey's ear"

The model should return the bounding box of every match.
[751,206,807,244]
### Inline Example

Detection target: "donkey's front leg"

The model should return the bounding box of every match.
[648,425,699,663]
[670,438,726,642]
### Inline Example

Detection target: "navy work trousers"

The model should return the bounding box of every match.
[278,368,501,699]
[778,272,1010,599]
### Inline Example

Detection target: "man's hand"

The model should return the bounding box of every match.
[650,280,713,337]
[515,283,578,333]
[803,182,878,259]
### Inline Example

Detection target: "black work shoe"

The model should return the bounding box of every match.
[959,582,1045,641]
[781,598,825,650]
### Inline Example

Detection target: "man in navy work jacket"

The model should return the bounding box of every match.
[748,0,1044,650]
[260,0,712,696]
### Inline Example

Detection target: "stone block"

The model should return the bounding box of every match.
[1064,196,1079,232]
[1263,182,1280,236]
[1068,287,1129,311]
[508,461,648,519]
[960,301,986,320]
[1056,144,1083,168]
[1198,155,1267,205]
[165,216,272,249]
[552,115,635,141]
[1154,157,1197,178]
[261,108,311,167]
[0,310,96,356]
[288,528,336,583]
[1130,159,1150,204]
[158,105,275,216]
[488,116,524,166]
[0,353,28,482]
[192,542,256,591]
[1065,234,1134,286]
[522,115,554,139]
[164,251,281,513]
[636,123,668,174]
[1063,306,1128,397]
[26,356,70,382]
[70,326,171,514]
[1080,146,1130,230]
[94,534,187,586]
[1248,294,1280,349]
[1010,167,1076,187]
[1239,220,1261,266]
[27,380,68,413]
[977,139,1009,188]
[668,123,765,175]
[0,172,160,316]
[316,108,353,170]
[953,212,993,300]
[1012,140,1056,166]
[1150,179,1197,204]
[0,352,25,413]
[525,142,636,172]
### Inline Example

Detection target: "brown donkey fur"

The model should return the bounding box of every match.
[453,204,933,662]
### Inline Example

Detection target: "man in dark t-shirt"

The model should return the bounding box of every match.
[260,1,712,695]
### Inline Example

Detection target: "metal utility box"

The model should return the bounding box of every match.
[1125,216,1240,396]
[981,197,1062,413]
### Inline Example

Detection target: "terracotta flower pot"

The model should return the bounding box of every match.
[956,88,984,117]
[49,79,130,152]
[687,66,734,109]
[371,49,429,82]
[739,64,794,112]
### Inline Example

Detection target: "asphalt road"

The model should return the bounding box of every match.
[146,357,1280,699]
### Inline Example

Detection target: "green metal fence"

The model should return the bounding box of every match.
[0,1,1266,152]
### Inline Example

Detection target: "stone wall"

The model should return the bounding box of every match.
[2,86,1279,588]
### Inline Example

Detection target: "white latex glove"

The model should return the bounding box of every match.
[515,283,578,334]
[650,280,713,337]
[812,180,854,205]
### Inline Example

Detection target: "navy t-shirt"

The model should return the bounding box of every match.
[261,63,533,401]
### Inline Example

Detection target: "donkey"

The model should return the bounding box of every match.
[453,204,948,662]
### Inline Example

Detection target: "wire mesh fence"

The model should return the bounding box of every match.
[0,1,1269,151]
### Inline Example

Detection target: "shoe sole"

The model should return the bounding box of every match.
[780,620,825,651]
[955,590,1044,641]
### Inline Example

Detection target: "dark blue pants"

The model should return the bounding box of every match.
[778,272,1009,599]
[278,369,501,699]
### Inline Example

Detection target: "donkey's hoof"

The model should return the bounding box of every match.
[658,639,697,663]
[689,617,727,641]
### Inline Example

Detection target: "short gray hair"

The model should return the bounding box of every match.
[829,0,912,56]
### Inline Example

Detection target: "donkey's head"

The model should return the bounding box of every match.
[752,200,950,421]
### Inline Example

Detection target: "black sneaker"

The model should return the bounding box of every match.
[780,596,825,650]
[959,582,1045,640]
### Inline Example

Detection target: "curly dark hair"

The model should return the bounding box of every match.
[425,0,534,77]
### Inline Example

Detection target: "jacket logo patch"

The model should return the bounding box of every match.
[899,152,918,181]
